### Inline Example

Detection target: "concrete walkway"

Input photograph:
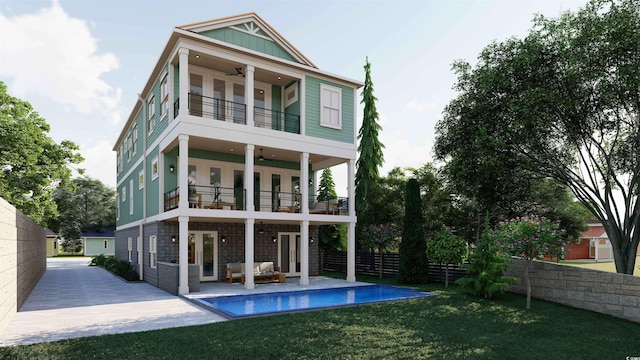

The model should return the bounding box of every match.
[0,257,226,346]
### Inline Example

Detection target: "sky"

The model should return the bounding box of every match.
[0,0,590,195]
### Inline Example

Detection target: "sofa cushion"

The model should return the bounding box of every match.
[226,262,242,273]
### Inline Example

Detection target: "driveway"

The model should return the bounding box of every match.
[0,257,226,346]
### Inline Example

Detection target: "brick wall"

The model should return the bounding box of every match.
[505,258,640,323]
[0,197,46,332]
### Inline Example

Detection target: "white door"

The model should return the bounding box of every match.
[190,231,218,281]
[278,233,301,276]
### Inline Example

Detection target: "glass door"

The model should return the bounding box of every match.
[213,79,225,121]
[278,233,301,276]
[190,231,218,281]
[189,73,203,117]
[232,83,245,123]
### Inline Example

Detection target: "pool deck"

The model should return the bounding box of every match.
[0,258,369,347]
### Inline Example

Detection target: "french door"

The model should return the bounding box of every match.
[188,231,218,281]
[278,233,301,276]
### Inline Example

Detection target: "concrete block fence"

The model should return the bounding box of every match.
[0,197,46,332]
[505,258,640,323]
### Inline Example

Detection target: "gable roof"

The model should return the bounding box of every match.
[176,12,317,68]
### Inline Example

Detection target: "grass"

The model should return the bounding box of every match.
[2,273,639,360]
[562,259,639,276]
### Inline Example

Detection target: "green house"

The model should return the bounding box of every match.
[113,12,362,294]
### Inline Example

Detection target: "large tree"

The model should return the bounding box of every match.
[53,176,116,244]
[0,82,83,225]
[435,0,639,274]
[355,57,385,216]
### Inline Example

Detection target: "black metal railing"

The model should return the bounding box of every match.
[164,185,347,215]
[254,106,300,134]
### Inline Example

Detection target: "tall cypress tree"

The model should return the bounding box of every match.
[317,168,337,201]
[355,57,385,215]
[398,178,428,284]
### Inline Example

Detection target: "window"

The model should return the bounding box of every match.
[151,156,159,180]
[148,95,156,134]
[125,133,132,161]
[53,240,57,250]
[129,179,134,215]
[132,124,138,155]
[121,187,126,202]
[139,170,144,190]
[285,83,298,107]
[127,237,132,262]
[161,73,169,118]
[137,236,142,263]
[149,235,157,268]
[117,145,123,174]
[320,84,342,129]
[116,194,120,220]
[103,240,108,249]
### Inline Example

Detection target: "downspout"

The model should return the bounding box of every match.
[137,93,146,281]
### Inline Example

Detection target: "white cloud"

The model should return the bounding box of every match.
[75,138,116,188]
[404,99,439,113]
[0,0,121,125]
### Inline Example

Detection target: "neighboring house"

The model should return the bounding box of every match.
[45,229,59,257]
[83,228,116,256]
[564,220,640,261]
[113,13,361,294]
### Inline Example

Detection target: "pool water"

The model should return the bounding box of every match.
[195,284,436,318]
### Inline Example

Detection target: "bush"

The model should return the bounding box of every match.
[89,255,139,281]
[455,221,516,298]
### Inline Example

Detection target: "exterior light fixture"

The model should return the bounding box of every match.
[272,236,277,243]
[310,237,315,244]
[171,234,177,243]
[169,164,175,173]
[258,222,264,234]
[221,236,226,243]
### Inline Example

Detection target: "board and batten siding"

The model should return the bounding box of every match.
[200,28,296,63]
[304,76,355,144]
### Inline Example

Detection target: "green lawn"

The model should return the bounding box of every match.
[1,273,638,360]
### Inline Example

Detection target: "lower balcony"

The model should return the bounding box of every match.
[164,185,348,215]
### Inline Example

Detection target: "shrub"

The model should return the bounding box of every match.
[398,179,428,284]
[89,254,107,267]
[89,255,139,281]
[455,221,516,298]
[426,231,467,287]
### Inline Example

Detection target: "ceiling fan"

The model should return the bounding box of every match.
[225,67,245,77]
[258,148,274,162]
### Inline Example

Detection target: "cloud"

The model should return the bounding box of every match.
[0,0,122,125]
[404,99,439,113]
[75,138,116,188]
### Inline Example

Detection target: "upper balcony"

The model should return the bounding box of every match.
[174,93,300,134]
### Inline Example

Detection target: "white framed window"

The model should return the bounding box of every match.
[148,95,156,134]
[121,187,126,202]
[160,72,169,118]
[137,236,142,262]
[139,170,144,190]
[149,235,157,268]
[285,83,298,107]
[125,133,132,161]
[129,179,134,215]
[151,156,159,180]
[132,124,138,155]
[117,145,123,174]
[116,194,120,220]
[127,237,132,262]
[103,240,108,249]
[320,84,342,129]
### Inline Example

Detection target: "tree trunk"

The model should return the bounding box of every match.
[379,248,383,279]
[525,259,532,309]
[445,263,449,288]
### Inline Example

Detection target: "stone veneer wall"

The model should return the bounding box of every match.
[0,197,46,332]
[505,258,640,323]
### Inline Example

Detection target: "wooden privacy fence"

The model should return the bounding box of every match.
[321,249,468,284]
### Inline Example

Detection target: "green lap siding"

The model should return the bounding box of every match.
[200,27,296,63]
[304,76,355,144]
[84,238,115,256]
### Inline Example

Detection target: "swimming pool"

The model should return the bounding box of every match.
[194,284,436,318]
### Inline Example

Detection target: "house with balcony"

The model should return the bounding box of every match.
[113,13,361,294]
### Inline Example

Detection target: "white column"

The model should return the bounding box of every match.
[244,144,255,289]
[300,152,309,214]
[245,65,255,127]
[178,135,189,209]
[300,220,310,286]
[178,48,189,117]
[244,218,255,289]
[347,158,356,282]
[178,216,189,294]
